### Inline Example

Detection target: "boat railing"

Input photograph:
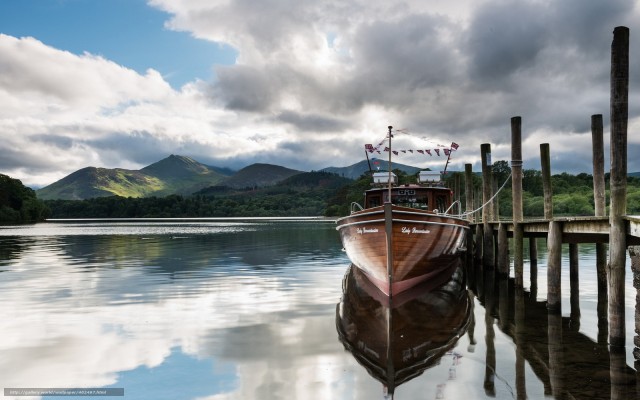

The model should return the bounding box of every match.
[442,200,463,217]
[350,202,364,214]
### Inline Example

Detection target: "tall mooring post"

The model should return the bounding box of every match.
[608,26,629,347]
[592,113,609,332]
[511,116,524,286]
[464,164,475,269]
[465,164,474,221]
[541,143,561,312]
[481,143,494,266]
[540,143,553,220]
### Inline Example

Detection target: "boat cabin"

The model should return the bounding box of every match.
[364,185,453,213]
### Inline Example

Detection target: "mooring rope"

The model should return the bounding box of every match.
[459,171,513,218]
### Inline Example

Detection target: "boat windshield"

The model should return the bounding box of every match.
[366,188,438,210]
[394,189,429,209]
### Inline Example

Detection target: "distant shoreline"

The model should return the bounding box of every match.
[45,216,338,223]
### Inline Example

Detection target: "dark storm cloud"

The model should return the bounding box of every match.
[465,1,549,85]
[214,65,280,112]
[344,13,460,109]
[0,144,53,171]
[465,0,635,85]
[29,134,74,150]
[276,110,348,132]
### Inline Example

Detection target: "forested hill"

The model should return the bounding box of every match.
[322,158,421,179]
[219,163,302,189]
[43,171,352,218]
[0,174,49,222]
[36,155,232,200]
[6,162,640,219]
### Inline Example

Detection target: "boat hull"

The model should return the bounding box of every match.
[336,203,469,296]
[336,263,472,393]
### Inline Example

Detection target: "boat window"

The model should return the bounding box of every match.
[393,192,429,209]
[435,195,448,213]
[367,195,381,207]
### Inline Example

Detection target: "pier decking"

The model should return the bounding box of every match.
[472,215,640,245]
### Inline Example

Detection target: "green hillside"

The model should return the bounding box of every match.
[36,167,164,200]
[45,171,353,218]
[140,155,229,196]
[322,158,422,179]
[220,163,302,189]
[36,155,231,200]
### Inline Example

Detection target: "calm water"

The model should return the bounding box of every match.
[0,220,638,399]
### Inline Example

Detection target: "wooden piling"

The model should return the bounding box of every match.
[548,312,564,398]
[569,243,581,329]
[475,187,482,224]
[481,143,494,266]
[492,178,499,221]
[475,224,483,261]
[511,117,524,222]
[484,267,496,397]
[464,164,476,269]
[465,164,473,222]
[530,238,538,264]
[512,117,524,287]
[592,114,606,216]
[630,246,640,359]
[454,172,461,208]
[530,240,538,300]
[547,220,562,313]
[497,223,509,275]
[592,114,608,310]
[540,143,553,220]
[608,25,629,347]
[515,287,527,400]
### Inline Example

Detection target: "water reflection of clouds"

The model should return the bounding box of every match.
[0,225,351,400]
[0,222,256,237]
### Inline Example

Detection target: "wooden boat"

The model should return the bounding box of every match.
[336,126,470,296]
[336,262,472,397]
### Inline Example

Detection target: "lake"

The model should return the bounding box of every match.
[0,220,638,399]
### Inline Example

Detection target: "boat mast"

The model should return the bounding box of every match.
[364,148,373,176]
[387,125,393,203]
[442,144,453,176]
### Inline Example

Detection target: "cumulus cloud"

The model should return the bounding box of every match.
[2,0,640,187]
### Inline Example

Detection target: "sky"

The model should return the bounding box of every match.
[1,0,640,188]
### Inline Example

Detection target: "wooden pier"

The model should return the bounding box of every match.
[465,26,640,350]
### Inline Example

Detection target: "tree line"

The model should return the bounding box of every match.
[0,174,50,223]
[2,166,639,221]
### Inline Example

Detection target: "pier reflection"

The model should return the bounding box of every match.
[336,262,472,398]
[471,262,637,400]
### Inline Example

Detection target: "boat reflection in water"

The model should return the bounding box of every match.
[336,259,472,398]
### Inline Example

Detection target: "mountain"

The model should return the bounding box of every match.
[322,158,423,179]
[36,167,163,200]
[140,155,229,196]
[630,172,640,178]
[220,163,303,189]
[277,171,352,189]
[37,155,232,200]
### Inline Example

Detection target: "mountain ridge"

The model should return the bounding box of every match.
[36,155,233,200]
[321,157,423,179]
[37,153,637,201]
